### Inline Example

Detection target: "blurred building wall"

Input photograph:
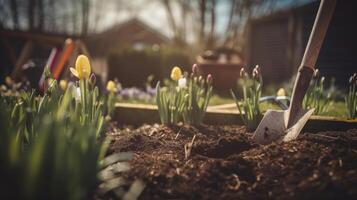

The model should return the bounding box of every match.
[247,0,357,86]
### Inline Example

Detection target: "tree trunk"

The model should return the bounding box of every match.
[37,0,44,30]
[207,0,216,48]
[199,0,206,45]
[28,0,36,30]
[81,0,90,35]
[10,0,19,29]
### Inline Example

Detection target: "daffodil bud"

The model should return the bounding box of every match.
[70,55,92,80]
[170,66,182,81]
[106,80,117,92]
[276,88,286,97]
[59,80,68,91]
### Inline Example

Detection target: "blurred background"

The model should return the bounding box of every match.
[0,0,355,93]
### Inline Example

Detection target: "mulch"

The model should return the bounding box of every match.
[106,124,357,200]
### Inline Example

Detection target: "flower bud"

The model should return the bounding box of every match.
[206,74,212,84]
[59,80,68,90]
[178,77,187,88]
[313,69,319,78]
[192,64,199,75]
[252,65,260,78]
[198,76,203,82]
[239,68,245,77]
[70,54,91,80]
[170,66,182,81]
[276,88,286,97]
[89,73,96,86]
[106,80,117,92]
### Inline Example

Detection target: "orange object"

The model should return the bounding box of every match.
[53,39,74,79]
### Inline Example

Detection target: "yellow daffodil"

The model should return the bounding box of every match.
[106,80,117,92]
[277,88,286,97]
[70,55,91,79]
[170,66,182,81]
[59,80,68,90]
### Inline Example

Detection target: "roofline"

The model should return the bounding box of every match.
[249,0,318,25]
[89,18,171,43]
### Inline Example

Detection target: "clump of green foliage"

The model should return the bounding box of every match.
[345,73,357,119]
[0,74,106,199]
[182,65,213,125]
[0,60,134,199]
[303,69,332,115]
[156,83,187,124]
[231,65,262,131]
[156,65,212,125]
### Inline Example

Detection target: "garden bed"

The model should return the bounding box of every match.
[107,124,357,199]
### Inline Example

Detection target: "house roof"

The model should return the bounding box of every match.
[86,18,170,56]
[100,18,170,42]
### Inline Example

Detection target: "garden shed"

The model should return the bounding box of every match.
[246,0,356,86]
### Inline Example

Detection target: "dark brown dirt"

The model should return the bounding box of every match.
[107,124,357,200]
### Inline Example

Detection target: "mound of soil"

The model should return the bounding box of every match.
[107,124,357,199]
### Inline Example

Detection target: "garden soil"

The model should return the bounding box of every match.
[106,124,357,200]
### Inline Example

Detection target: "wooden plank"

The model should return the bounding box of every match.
[114,103,357,132]
[11,40,33,79]
[0,30,77,46]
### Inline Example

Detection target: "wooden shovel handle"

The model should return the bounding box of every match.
[301,0,337,69]
[287,0,337,127]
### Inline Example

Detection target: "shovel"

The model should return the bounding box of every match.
[253,0,337,145]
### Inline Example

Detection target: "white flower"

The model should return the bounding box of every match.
[178,78,187,88]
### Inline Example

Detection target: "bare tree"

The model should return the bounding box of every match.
[81,0,90,35]
[37,0,44,30]
[10,0,19,29]
[27,0,35,30]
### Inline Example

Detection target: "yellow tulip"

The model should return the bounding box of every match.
[170,66,182,81]
[106,80,117,92]
[59,80,68,90]
[70,55,91,79]
[277,88,286,97]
